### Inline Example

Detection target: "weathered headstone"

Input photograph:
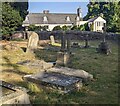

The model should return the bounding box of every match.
[96,25,111,55]
[26,32,39,53]
[50,35,55,45]
[56,33,71,66]
[49,35,61,47]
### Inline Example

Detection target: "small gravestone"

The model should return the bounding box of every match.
[96,29,111,55]
[71,42,80,48]
[50,35,55,45]
[84,35,89,48]
[96,41,111,55]
[26,32,39,53]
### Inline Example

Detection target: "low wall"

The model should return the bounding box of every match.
[11,31,119,41]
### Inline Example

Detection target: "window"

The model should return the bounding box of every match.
[43,16,48,22]
[66,16,70,21]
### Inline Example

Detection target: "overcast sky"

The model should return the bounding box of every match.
[28,2,89,17]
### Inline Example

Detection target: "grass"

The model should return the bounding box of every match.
[1,40,118,104]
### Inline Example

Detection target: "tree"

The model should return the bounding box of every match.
[84,1,120,32]
[2,3,22,35]
[52,26,62,31]
[2,2,28,36]
[116,1,120,33]
[10,2,28,20]
[61,25,71,31]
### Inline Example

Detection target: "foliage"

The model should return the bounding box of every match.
[71,23,90,31]
[2,3,22,35]
[84,23,90,31]
[116,1,120,32]
[28,25,48,31]
[71,25,78,30]
[2,2,28,36]
[10,2,28,20]
[61,25,71,31]
[89,23,94,31]
[84,2,120,32]
[52,26,62,31]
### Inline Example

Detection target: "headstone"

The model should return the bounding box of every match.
[56,52,70,66]
[71,42,80,48]
[84,35,89,48]
[50,35,55,45]
[96,26,111,55]
[96,41,111,55]
[26,32,39,53]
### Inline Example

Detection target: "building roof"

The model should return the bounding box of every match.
[87,16,106,23]
[23,13,80,25]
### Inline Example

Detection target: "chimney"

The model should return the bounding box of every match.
[77,7,82,18]
[43,10,49,14]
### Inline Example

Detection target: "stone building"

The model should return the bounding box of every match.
[22,7,106,32]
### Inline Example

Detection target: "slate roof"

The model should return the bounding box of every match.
[87,16,106,22]
[23,13,79,25]
[87,16,99,22]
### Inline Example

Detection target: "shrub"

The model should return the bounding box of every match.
[52,26,62,31]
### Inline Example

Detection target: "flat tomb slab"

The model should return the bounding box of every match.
[47,67,93,80]
[24,72,83,93]
[0,80,30,105]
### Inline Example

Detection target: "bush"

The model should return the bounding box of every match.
[52,26,62,31]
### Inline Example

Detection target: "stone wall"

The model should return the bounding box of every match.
[12,31,119,41]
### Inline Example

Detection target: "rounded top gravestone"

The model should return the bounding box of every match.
[26,31,39,53]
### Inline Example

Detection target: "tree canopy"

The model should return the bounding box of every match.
[2,2,28,36]
[84,1,120,32]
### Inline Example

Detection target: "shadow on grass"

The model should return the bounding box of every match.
[34,49,57,62]
[2,56,27,75]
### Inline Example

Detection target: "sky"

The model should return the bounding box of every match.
[28,2,89,17]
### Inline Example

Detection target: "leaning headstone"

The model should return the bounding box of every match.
[26,32,39,53]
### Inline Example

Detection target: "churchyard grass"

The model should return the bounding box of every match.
[1,40,118,104]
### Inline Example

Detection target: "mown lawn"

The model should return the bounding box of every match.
[1,40,118,104]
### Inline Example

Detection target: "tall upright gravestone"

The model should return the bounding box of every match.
[26,31,39,53]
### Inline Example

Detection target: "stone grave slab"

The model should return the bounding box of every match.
[23,72,83,93]
[47,67,93,81]
[17,60,54,71]
[0,80,30,105]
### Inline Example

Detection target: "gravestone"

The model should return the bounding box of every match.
[96,26,111,55]
[26,31,39,53]
[23,71,83,94]
[49,35,61,47]
[84,35,89,48]
[56,33,71,66]
[50,35,55,45]
[71,42,80,48]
